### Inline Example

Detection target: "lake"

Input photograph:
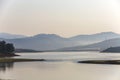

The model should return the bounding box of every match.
[1,51,120,80]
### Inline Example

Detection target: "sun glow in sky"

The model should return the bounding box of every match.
[0,0,120,37]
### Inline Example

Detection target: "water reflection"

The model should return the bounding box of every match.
[1,52,120,80]
[0,62,13,72]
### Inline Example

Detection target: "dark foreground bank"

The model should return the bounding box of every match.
[0,53,19,57]
[0,58,45,63]
[78,60,120,65]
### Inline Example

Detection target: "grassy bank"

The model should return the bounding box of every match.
[0,58,45,63]
[78,60,120,65]
[0,53,19,57]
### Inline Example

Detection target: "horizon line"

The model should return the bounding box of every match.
[0,31,119,38]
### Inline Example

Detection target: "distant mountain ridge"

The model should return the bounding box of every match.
[102,47,120,53]
[4,34,78,50]
[0,33,27,39]
[69,32,120,45]
[59,38,120,51]
[1,32,120,51]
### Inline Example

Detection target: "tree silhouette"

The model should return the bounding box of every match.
[0,41,15,54]
[0,41,6,53]
[5,43,15,54]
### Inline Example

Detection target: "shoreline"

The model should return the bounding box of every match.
[0,58,45,63]
[0,53,19,57]
[78,60,120,65]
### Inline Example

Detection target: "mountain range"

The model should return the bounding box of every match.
[69,32,120,45]
[0,32,120,51]
[0,33,26,39]
[3,34,78,50]
[102,47,120,53]
[59,38,120,51]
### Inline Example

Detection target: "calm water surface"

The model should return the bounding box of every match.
[1,52,120,80]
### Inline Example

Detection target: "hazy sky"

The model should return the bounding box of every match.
[0,0,120,37]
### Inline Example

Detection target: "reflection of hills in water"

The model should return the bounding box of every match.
[0,62,13,72]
